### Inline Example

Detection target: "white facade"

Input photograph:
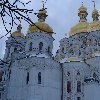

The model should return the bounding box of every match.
[0,4,100,100]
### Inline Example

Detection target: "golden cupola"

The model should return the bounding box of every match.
[89,2,100,32]
[69,4,89,36]
[28,7,53,36]
[12,24,25,38]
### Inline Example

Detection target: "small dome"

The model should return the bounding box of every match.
[92,9,98,15]
[92,9,99,21]
[78,5,87,13]
[12,24,25,38]
[28,21,53,35]
[12,31,25,38]
[69,4,88,36]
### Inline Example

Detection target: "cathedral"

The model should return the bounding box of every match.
[0,3,100,100]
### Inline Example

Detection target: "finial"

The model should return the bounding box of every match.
[92,1,95,9]
[41,0,47,9]
[42,1,45,9]
[82,2,83,5]
[17,24,22,32]
[36,0,48,22]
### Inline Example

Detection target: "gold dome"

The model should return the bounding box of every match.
[89,5,100,32]
[69,4,89,36]
[89,21,100,32]
[28,21,53,35]
[12,24,25,38]
[78,5,87,13]
[28,7,53,35]
[12,31,24,38]
[69,22,89,36]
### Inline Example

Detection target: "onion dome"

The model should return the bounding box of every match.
[88,3,100,32]
[12,24,25,38]
[69,4,89,36]
[28,8,53,36]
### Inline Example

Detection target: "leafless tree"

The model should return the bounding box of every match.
[0,0,52,39]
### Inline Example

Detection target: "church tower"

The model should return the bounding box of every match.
[26,4,54,58]
[84,2,100,100]
[6,2,62,100]
[4,24,25,61]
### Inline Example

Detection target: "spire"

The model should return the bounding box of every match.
[78,2,88,22]
[92,1,99,21]
[37,0,48,22]
[92,1,95,9]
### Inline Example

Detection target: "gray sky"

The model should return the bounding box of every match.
[0,0,100,59]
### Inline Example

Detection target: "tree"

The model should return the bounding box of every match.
[0,0,51,39]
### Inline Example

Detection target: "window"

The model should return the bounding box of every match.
[77,71,80,75]
[9,70,11,79]
[79,50,81,56]
[62,47,64,53]
[29,42,32,51]
[26,72,29,84]
[77,97,81,100]
[38,72,41,84]
[67,97,71,100]
[14,47,17,52]
[67,72,70,76]
[39,42,43,51]
[48,46,50,53]
[0,71,4,82]
[77,81,81,92]
[67,81,71,93]
[7,47,10,57]
[0,93,1,99]
[69,48,74,55]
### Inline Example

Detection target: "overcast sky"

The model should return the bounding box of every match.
[0,0,100,59]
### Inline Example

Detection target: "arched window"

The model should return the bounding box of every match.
[29,42,32,51]
[39,42,43,51]
[79,50,81,56]
[26,72,29,84]
[7,47,10,57]
[77,97,81,100]
[14,47,17,52]
[0,71,4,82]
[67,81,71,93]
[62,47,64,53]
[0,93,1,99]
[48,46,50,53]
[77,81,81,92]
[38,72,41,84]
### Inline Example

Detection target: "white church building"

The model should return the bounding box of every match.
[0,3,100,100]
